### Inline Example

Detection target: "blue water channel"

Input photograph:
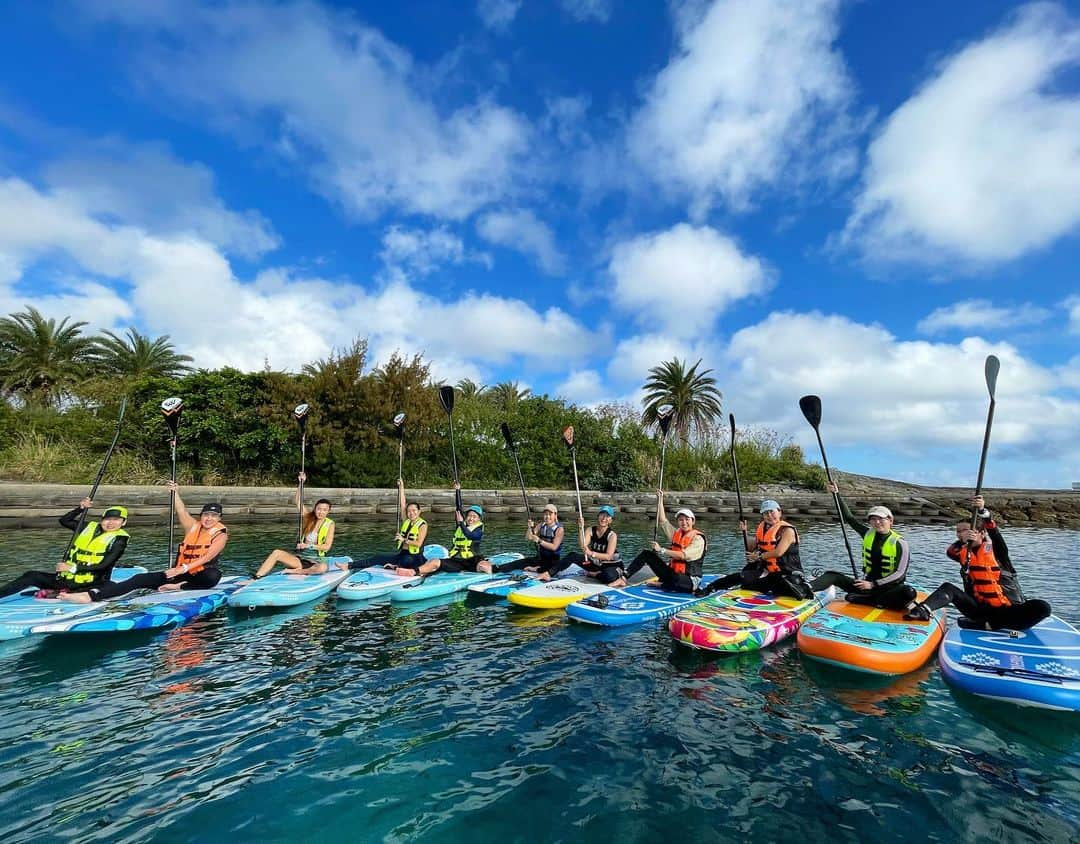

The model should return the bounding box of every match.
[0,517,1077,842]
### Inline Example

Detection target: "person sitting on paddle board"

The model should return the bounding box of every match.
[255,473,336,577]
[421,482,494,575]
[551,505,621,583]
[0,497,130,598]
[807,484,916,610]
[497,503,565,576]
[695,499,811,599]
[61,483,227,603]
[338,479,428,576]
[904,496,1051,630]
[611,493,706,592]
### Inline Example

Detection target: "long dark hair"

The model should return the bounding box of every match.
[301,499,332,537]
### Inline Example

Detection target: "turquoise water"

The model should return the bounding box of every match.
[0,518,1077,842]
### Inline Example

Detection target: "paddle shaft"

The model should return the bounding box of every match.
[168,428,178,560]
[810,425,859,578]
[297,432,306,542]
[397,438,404,527]
[569,446,583,519]
[728,415,750,552]
[654,436,669,542]
[446,414,460,485]
[510,446,531,522]
[61,398,127,563]
[971,398,996,528]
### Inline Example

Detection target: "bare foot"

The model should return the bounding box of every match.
[336,562,350,571]
[394,568,417,577]
[608,577,627,588]
[537,573,551,582]
[158,583,183,592]
[57,591,92,604]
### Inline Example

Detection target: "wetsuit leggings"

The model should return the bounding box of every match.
[437,555,483,574]
[493,554,543,573]
[809,571,915,610]
[624,551,694,593]
[348,551,425,571]
[0,571,88,598]
[699,569,810,599]
[919,583,1051,630]
[90,567,222,601]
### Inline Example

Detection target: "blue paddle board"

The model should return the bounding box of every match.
[228,558,352,608]
[939,615,1080,711]
[0,567,148,640]
[389,571,497,602]
[30,577,247,634]
[565,575,720,626]
[336,544,452,600]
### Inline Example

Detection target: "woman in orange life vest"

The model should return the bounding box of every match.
[612,491,706,593]
[905,496,1051,630]
[695,499,811,599]
[0,497,130,598]
[255,471,336,577]
[61,482,228,603]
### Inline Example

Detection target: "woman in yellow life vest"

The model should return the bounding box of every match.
[63,483,227,603]
[905,496,1051,630]
[338,478,429,576]
[255,472,336,577]
[420,482,493,575]
[0,497,130,598]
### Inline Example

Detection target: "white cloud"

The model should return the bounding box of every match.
[379,225,491,276]
[627,0,858,213]
[560,0,612,23]
[475,209,565,274]
[86,1,533,221]
[554,369,607,405]
[916,298,1052,335]
[42,141,279,260]
[843,3,1080,266]
[608,224,770,332]
[1066,295,1080,333]
[477,0,521,30]
[0,177,599,377]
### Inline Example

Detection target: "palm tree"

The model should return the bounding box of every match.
[455,378,487,399]
[641,357,723,444]
[95,328,194,379]
[488,381,531,411]
[0,307,97,406]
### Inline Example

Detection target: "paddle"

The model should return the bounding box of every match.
[60,396,128,566]
[561,425,584,519]
[971,355,1000,529]
[653,404,675,542]
[161,397,183,562]
[799,395,857,577]
[393,411,406,526]
[439,386,460,484]
[728,413,750,552]
[501,422,532,522]
[293,403,310,542]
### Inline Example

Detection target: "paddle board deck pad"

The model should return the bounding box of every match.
[565,575,720,627]
[797,592,944,675]
[467,558,582,599]
[507,577,612,610]
[337,567,420,600]
[30,577,247,634]
[667,587,832,651]
[939,615,1080,711]
[228,559,352,608]
[389,571,497,602]
[0,567,148,640]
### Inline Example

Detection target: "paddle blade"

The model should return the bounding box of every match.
[984,355,1000,399]
[656,403,675,436]
[438,385,455,415]
[392,411,406,439]
[561,425,575,448]
[728,413,736,442]
[500,422,516,450]
[161,396,183,436]
[293,402,310,432]
[798,395,822,429]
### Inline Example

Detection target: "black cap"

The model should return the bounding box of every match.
[200,502,224,515]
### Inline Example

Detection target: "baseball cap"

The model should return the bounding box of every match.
[543,503,558,513]
[201,502,224,515]
[102,506,128,520]
[675,508,695,521]
[598,505,616,517]
[867,506,893,519]
[759,499,781,513]
[466,504,483,516]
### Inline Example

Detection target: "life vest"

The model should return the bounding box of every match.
[754,520,801,574]
[396,517,426,555]
[961,541,1012,608]
[62,522,129,585]
[861,530,902,581]
[669,529,706,577]
[176,522,227,574]
[536,519,562,562]
[451,520,483,559]
[301,517,334,558]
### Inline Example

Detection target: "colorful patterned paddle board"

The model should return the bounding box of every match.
[939,615,1080,711]
[668,587,831,652]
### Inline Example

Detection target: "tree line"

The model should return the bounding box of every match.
[0,307,826,491]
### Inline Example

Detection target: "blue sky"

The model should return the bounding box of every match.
[1,0,1078,489]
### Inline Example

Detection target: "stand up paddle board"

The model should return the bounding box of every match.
[668,587,832,652]
[228,557,352,609]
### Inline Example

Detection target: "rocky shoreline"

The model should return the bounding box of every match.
[1,474,1077,529]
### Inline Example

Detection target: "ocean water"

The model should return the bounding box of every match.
[0,517,1077,843]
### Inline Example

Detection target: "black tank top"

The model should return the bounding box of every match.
[588,526,613,556]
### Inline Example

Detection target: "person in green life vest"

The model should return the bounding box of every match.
[337,478,429,576]
[809,482,917,611]
[0,497,130,598]
[255,472,337,577]
[421,482,494,574]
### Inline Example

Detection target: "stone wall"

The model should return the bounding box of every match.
[2,480,1077,529]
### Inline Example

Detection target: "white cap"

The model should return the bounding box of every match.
[675,508,695,521]
[867,505,893,519]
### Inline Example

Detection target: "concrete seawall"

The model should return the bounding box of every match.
[2,483,1077,529]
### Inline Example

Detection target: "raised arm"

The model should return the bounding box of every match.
[168,482,197,532]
